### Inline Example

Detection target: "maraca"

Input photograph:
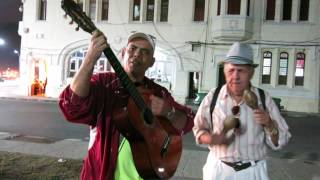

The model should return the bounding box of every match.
[223,116,240,132]
[243,89,258,109]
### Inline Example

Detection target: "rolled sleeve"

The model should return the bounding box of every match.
[264,93,291,150]
[193,90,214,147]
[59,85,96,125]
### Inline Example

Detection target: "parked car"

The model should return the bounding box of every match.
[193,92,207,105]
[0,77,4,82]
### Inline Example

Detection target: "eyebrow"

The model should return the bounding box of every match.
[129,44,152,52]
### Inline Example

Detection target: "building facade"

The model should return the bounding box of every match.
[18,0,320,112]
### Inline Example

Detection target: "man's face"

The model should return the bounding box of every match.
[224,63,253,96]
[122,38,154,80]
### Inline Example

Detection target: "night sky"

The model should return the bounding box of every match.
[0,0,22,72]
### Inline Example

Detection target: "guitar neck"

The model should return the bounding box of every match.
[103,47,146,111]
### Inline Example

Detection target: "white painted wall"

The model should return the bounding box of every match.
[18,0,320,112]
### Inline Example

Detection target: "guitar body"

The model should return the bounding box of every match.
[113,88,182,179]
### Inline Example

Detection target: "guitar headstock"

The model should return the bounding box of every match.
[61,0,96,34]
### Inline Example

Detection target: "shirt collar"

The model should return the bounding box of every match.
[221,84,255,106]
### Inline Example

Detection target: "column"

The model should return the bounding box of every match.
[140,0,146,22]
[220,0,226,15]
[274,0,282,22]
[308,0,317,23]
[292,0,299,23]
[287,48,295,88]
[173,71,189,104]
[240,0,248,16]
[271,48,279,87]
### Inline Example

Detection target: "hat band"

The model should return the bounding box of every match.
[226,56,254,64]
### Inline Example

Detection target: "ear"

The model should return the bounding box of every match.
[249,67,255,79]
[120,47,126,58]
[149,57,155,67]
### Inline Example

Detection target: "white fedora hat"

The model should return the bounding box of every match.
[223,42,258,67]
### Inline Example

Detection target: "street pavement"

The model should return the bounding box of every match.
[1,80,320,179]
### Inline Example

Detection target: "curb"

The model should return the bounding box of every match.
[0,96,58,103]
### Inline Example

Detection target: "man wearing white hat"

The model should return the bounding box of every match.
[59,31,195,180]
[193,42,291,180]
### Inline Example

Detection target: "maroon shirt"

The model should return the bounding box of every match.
[59,72,194,180]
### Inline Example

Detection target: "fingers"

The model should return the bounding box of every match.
[149,95,171,116]
[212,132,229,145]
[199,132,213,145]
[85,30,109,63]
[150,95,164,114]
[253,109,270,126]
[92,30,105,40]
[91,30,108,50]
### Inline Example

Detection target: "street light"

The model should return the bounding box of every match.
[0,38,5,46]
[14,49,19,55]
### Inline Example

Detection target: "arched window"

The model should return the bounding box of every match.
[68,49,110,78]
[278,52,288,85]
[262,51,272,84]
[295,52,305,86]
[95,56,110,73]
[69,50,86,78]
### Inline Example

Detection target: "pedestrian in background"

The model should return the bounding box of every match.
[193,42,291,180]
[59,31,194,180]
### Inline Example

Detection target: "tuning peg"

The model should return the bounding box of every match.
[69,20,73,25]
[75,26,80,31]
[63,14,68,19]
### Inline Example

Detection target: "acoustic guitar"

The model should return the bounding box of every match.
[61,0,182,179]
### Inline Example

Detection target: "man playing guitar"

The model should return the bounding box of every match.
[59,30,194,180]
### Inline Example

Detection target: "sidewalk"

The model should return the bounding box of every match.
[1,130,320,180]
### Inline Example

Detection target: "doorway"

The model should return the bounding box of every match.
[188,72,199,100]
[30,59,47,96]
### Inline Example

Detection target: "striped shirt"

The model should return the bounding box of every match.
[193,85,291,162]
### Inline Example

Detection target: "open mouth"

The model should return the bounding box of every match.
[130,59,141,66]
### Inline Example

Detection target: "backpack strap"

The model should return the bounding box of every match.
[209,85,222,117]
[258,88,266,110]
